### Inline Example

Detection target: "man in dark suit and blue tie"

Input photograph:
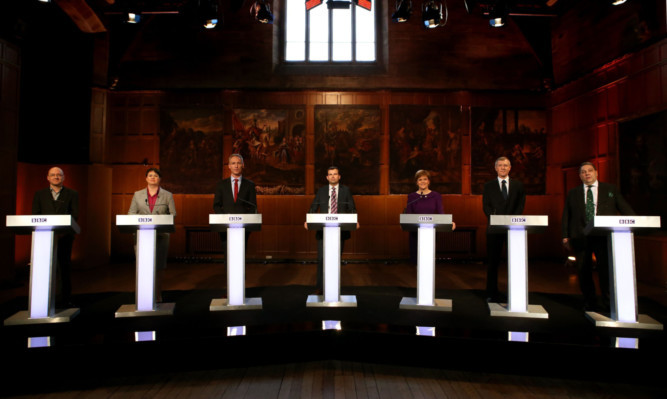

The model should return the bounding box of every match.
[482,157,526,303]
[305,166,358,292]
[562,162,635,310]
[213,154,258,244]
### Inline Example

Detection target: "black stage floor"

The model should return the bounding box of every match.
[1,285,666,396]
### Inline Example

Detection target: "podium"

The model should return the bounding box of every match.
[209,214,262,310]
[583,215,662,329]
[5,215,81,325]
[487,215,549,318]
[115,214,175,317]
[306,213,358,307]
[399,214,453,311]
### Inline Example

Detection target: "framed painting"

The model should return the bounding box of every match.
[314,106,382,195]
[231,108,306,194]
[159,108,223,194]
[389,105,462,194]
[471,108,547,195]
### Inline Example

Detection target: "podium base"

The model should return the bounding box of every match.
[399,297,452,312]
[585,312,663,330]
[4,308,80,326]
[488,303,549,319]
[115,303,175,318]
[306,295,357,307]
[209,297,263,311]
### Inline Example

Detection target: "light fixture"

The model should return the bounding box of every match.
[489,1,508,27]
[199,0,220,29]
[125,12,141,24]
[612,0,627,5]
[250,1,274,24]
[422,1,447,29]
[391,0,412,23]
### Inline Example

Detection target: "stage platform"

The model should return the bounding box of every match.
[1,283,666,396]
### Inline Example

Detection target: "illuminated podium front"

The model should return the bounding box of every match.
[487,215,549,319]
[5,215,80,325]
[209,214,262,310]
[115,214,175,317]
[584,215,662,329]
[306,213,358,307]
[399,214,453,311]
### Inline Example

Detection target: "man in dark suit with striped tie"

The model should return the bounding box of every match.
[305,166,357,293]
[562,162,635,310]
[482,157,526,303]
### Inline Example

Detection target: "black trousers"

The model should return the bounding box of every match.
[571,235,610,305]
[485,232,506,297]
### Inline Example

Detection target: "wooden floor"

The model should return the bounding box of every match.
[6,359,665,399]
[2,259,666,398]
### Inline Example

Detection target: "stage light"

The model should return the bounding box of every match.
[508,331,529,342]
[615,337,638,349]
[416,326,436,336]
[391,0,412,22]
[200,0,221,29]
[251,1,274,24]
[422,0,447,29]
[125,12,141,24]
[37,0,51,3]
[28,336,51,348]
[489,1,508,27]
[227,326,247,336]
[134,331,156,342]
[612,0,627,5]
[322,320,342,330]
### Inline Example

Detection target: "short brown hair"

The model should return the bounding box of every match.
[414,169,431,182]
[146,167,161,177]
[579,161,596,173]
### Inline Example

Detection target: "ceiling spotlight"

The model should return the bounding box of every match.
[612,0,627,5]
[125,12,141,24]
[391,0,412,23]
[488,1,508,28]
[199,0,220,29]
[422,1,447,29]
[250,1,274,24]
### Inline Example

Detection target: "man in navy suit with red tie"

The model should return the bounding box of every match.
[482,157,526,303]
[213,154,258,244]
[562,162,635,310]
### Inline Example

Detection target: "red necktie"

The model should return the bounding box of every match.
[331,187,337,214]
[234,179,238,203]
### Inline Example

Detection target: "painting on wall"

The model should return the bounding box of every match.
[619,110,667,229]
[471,108,547,195]
[231,108,306,194]
[389,106,463,194]
[159,108,223,194]
[314,106,381,195]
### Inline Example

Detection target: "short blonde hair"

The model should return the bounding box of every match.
[414,169,431,182]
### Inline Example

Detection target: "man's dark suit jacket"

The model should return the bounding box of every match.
[213,177,258,214]
[309,184,356,240]
[32,186,79,221]
[482,178,526,222]
[562,182,635,240]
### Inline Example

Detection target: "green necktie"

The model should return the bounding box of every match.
[585,185,594,222]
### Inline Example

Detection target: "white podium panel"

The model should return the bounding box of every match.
[399,214,453,312]
[487,215,549,319]
[4,215,80,325]
[584,216,662,330]
[306,213,358,307]
[115,215,175,317]
[209,214,263,311]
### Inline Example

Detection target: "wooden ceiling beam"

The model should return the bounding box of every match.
[55,0,108,33]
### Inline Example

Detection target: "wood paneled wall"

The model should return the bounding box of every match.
[105,90,564,261]
[549,38,667,284]
[1,39,20,281]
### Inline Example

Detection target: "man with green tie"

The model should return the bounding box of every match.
[562,162,635,311]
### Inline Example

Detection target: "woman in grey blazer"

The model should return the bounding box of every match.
[128,168,176,302]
